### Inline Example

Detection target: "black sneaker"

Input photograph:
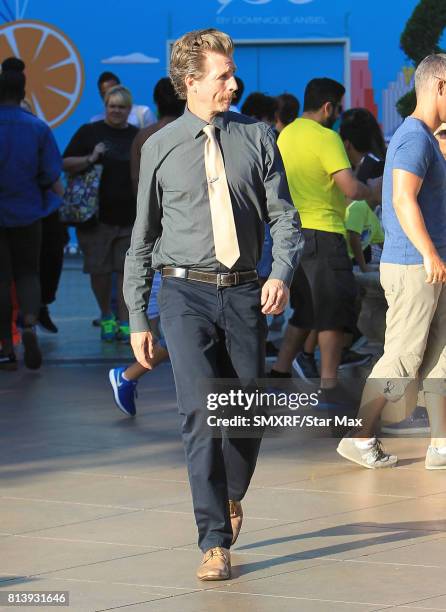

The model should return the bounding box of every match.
[292,352,319,382]
[22,327,42,370]
[38,305,58,333]
[0,351,18,371]
[269,369,291,379]
[338,349,372,370]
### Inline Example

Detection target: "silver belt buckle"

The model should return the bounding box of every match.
[217,272,238,287]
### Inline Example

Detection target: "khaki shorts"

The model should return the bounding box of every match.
[370,263,446,401]
[76,222,132,275]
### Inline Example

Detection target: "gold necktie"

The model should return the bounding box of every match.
[203,124,240,269]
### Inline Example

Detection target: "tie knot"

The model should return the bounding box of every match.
[203,124,216,139]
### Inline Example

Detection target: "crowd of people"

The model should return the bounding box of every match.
[2,25,446,580]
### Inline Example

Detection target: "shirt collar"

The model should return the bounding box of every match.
[183,106,229,138]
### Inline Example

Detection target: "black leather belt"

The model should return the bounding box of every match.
[162,267,258,287]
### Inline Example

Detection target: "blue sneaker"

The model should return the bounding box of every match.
[108,367,138,416]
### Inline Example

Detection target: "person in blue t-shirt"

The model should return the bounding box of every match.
[0,64,62,371]
[337,53,446,470]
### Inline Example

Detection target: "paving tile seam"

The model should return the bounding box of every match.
[93,592,198,612]
[0,575,194,593]
[371,595,446,611]
[347,523,446,534]
[0,520,307,551]
[0,547,181,583]
[398,604,446,610]
[0,496,142,512]
[0,532,167,550]
[1,493,283,523]
[372,592,446,611]
[9,509,144,538]
[327,556,446,570]
[66,470,189,484]
[0,495,199,515]
[200,588,392,607]
[3,573,234,598]
[262,485,412,499]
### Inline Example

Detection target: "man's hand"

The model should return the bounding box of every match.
[261,279,289,315]
[130,331,155,369]
[423,252,446,284]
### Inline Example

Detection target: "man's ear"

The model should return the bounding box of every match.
[322,100,333,116]
[185,75,195,93]
[439,80,445,96]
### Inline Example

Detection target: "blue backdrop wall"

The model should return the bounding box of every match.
[0,0,426,148]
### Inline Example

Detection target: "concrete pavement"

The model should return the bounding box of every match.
[1,259,446,611]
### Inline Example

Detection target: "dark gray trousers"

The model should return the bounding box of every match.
[159,278,267,552]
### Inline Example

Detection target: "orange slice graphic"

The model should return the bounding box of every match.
[0,20,84,128]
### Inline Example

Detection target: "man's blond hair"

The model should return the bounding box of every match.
[170,28,234,100]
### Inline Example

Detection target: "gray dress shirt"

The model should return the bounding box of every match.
[124,107,303,332]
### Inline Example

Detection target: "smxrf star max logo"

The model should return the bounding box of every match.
[217,0,314,15]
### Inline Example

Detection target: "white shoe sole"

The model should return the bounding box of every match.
[108,369,134,416]
[336,443,397,469]
[381,426,430,435]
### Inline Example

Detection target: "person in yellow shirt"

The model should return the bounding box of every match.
[346,199,384,272]
[270,78,380,405]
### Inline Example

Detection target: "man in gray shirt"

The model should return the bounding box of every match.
[124,28,302,580]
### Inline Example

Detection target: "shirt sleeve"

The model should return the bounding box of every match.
[123,140,163,332]
[345,200,367,235]
[319,130,351,176]
[37,126,62,188]
[393,130,433,179]
[130,132,143,197]
[63,124,91,158]
[143,106,156,127]
[261,125,304,286]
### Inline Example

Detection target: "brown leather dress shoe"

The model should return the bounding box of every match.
[196,546,231,581]
[229,499,243,545]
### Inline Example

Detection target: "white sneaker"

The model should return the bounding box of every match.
[337,437,397,468]
[425,446,446,470]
